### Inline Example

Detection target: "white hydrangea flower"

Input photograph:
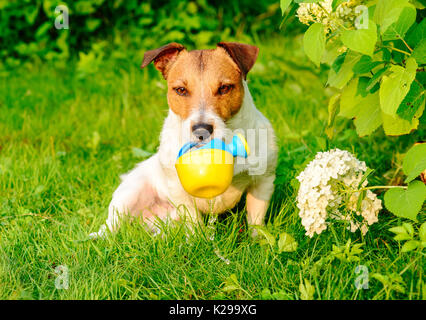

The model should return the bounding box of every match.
[296,148,381,237]
[296,0,332,26]
[296,0,362,34]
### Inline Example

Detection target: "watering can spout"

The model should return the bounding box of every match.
[226,133,250,158]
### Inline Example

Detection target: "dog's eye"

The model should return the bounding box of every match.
[218,84,233,95]
[174,87,188,96]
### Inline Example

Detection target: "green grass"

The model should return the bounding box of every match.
[0,37,424,300]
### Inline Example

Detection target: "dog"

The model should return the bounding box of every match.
[90,42,277,238]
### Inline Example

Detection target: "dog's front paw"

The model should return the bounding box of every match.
[248,225,261,239]
[88,224,108,240]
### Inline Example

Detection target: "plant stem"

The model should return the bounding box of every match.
[384,46,411,56]
[358,185,408,192]
[400,37,413,53]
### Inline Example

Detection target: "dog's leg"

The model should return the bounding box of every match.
[246,174,275,236]
[89,157,173,239]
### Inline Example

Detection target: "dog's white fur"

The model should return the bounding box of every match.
[90,81,277,238]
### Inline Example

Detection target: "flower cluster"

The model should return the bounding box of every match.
[296,0,362,34]
[296,148,381,237]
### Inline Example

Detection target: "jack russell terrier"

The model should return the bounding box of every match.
[90,42,277,238]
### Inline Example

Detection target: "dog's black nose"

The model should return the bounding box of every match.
[192,123,214,141]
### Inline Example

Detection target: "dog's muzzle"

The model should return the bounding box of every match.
[192,123,213,142]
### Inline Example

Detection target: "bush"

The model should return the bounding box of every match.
[0,0,293,67]
[281,0,426,138]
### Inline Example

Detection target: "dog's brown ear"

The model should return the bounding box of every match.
[141,42,186,79]
[217,42,259,80]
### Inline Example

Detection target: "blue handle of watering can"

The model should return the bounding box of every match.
[177,140,225,158]
[226,135,249,158]
[177,142,199,158]
[177,135,249,159]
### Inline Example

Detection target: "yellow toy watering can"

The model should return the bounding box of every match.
[175,134,250,199]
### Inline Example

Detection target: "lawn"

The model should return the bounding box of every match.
[0,37,424,300]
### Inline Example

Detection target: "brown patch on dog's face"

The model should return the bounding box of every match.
[165,48,245,121]
[141,42,259,126]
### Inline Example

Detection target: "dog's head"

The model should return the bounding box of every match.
[141,42,258,143]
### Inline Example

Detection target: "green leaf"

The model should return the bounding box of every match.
[325,93,340,139]
[410,0,425,9]
[353,94,383,136]
[260,288,273,299]
[419,222,426,242]
[222,274,240,292]
[381,48,392,62]
[341,20,377,56]
[396,81,425,121]
[372,273,388,285]
[357,76,370,97]
[353,55,382,74]
[253,226,276,248]
[382,5,417,41]
[35,22,52,39]
[327,93,341,127]
[389,225,412,241]
[322,40,344,66]
[380,58,417,115]
[340,79,360,118]
[406,19,426,48]
[303,23,326,67]
[272,290,291,300]
[389,226,408,234]
[280,0,292,15]
[366,66,389,91]
[25,4,40,24]
[277,232,298,253]
[384,181,426,221]
[75,0,97,14]
[356,189,367,212]
[402,222,414,236]
[403,143,426,183]
[373,0,409,34]
[327,51,361,89]
[418,71,426,87]
[373,273,406,293]
[331,52,347,73]
[339,79,382,136]
[412,39,426,64]
[381,111,421,135]
[87,131,101,150]
[42,0,59,18]
[358,168,374,189]
[280,2,299,30]
[299,279,315,300]
[86,19,102,32]
[394,233,413,241]
[401,240,420,252]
